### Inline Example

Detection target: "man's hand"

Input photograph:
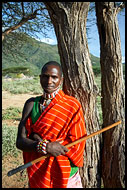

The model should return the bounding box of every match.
[46,141,69,157]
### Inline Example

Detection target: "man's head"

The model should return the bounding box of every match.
[40,61,63,94]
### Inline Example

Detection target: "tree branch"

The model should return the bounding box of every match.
[116,2,125,14]
[21,2,25,17]
[2,7,44,41]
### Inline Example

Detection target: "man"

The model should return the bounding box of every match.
[16,61,87,188]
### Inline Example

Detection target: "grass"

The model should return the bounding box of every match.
[2,124,21,158]
[2,76,42,94]
[2,77,42,159]
[2,107,22,120]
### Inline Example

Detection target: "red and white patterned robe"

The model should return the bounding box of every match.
[23,90,87,188]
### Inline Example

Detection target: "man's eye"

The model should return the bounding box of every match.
[42,75,48,79]
[52,76,58,79]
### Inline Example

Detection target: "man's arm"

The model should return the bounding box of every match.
[16,98,38,152]
[16,97,68,155]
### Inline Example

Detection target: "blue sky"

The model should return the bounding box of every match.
[37,7,125,63]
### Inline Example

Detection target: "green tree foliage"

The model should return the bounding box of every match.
[2,2,51,37]
[2,2,53,56]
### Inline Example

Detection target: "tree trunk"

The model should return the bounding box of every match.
[44,2,101,188]
[95,2,125,188]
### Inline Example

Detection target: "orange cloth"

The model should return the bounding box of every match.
[23,90,87,188]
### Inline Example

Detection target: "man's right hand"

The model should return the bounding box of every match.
[46,141,69,157]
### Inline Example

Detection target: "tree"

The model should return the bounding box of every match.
[95,2,125,188]
[2,2,51,41]
[2,2,52,57]
[44,2,101,188]
[3,1,125,188]
[2,2,97,59]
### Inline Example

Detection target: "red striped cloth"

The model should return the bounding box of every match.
[23,90,87,188]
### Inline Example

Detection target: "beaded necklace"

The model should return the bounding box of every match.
[39,89,59,112]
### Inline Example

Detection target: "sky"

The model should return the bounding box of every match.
[36,6,125,63]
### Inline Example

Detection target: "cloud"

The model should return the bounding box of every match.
[37,37,57,45]
[122,56,125,63]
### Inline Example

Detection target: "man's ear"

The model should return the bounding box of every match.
[60,77,63,85]
[59,77,63,89]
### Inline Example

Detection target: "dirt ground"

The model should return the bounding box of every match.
[2,154,29,188]
[2,90,36,109]
[2,91,39,188]
[2,91,38,126]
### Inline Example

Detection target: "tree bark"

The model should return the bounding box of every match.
[95,2,125,188]
[44,2,101,188]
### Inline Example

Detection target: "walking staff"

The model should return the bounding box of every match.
[8,120,121,177]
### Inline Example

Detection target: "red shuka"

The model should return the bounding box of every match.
[23,90,87,188]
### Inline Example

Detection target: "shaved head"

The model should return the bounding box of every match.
[41,61,63,78]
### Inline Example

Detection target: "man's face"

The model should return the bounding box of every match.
[40,65,63,93]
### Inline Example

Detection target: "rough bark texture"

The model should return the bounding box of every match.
[44,2,101,188]
[95,2,125,188]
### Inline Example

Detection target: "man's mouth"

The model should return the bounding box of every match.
[45,86,54,88]
[44,86,54,90]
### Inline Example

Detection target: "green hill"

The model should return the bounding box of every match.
[2,34,100,76]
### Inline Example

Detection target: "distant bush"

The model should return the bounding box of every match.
[93,66,101,76]
[2,66,30,75]
[2,65,40,77]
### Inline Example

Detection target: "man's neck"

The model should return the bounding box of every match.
[43,89,60,100]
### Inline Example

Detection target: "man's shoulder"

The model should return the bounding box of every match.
[63,93,81,108]
[25,97,35,103]
[25,96,41,106]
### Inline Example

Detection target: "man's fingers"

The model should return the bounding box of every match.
[46,141,69,157]
[62,145,69,152]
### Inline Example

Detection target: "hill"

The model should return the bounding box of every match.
[2,34,100,76]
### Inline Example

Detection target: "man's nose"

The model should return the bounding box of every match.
[47,76,52,84]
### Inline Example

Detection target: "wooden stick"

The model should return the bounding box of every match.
[66,120,121,148]
[7,120,121,177]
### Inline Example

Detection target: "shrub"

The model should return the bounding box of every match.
[2,107,22,120]
[2,66,30,76]
[93,66,101,76]
[2,124,21,157]
[2,77,42,94]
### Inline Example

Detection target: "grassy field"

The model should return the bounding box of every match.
[2,76,42,94]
